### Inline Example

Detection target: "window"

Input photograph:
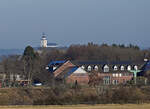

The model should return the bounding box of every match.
[112,80,115,85]
[45,66,49,70]
[94,65,98,71]
[119,73,122,77]
[115,80,118,85]
[103,76,111,85]
[81,65,85,69]
[114,65,118,71]
[112,73,116,77]
[134,65,138,70]
[120,66,125,71]
[112,80,118,85]
[104,65,109,72]
[116,73,118,77]
[127,65,131,71]
[53,66,57,70]
[88,65,92,71]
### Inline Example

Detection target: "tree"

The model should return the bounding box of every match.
[23,46,37,60]
[1,55,23,87]
[22,46,40,86]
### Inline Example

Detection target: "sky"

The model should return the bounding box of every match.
[0,0,150,49]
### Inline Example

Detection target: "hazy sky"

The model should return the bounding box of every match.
[0,0,150,49]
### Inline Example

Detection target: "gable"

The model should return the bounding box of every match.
[73,67,88,74]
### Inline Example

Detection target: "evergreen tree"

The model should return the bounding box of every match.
[22,46,40,86]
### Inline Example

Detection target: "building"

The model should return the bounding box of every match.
[74,61,147,85]
[40,33,58,48]
[48,60,89,84]
[47,60,148,85]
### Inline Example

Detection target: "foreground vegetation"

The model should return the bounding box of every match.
[1,104,150,109]
[0,85,150,105]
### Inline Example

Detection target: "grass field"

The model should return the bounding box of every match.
[0,104,150,109]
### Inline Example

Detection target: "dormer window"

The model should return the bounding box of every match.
[94,65,98,71]
[45,66,49,70]
[127,65,131,71]
[120,66,125,71]
[113,65,118,71]
[104,65,109,72]
[88,65,92,71]
[53,66,57,70]
[134,65,138,70]
[81,65,85,69]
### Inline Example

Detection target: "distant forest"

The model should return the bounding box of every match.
[42,43,150,64]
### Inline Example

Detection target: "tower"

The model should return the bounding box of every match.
[40,33,48,47]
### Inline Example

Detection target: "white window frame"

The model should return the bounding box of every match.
[114,65,118,71]
[94,65,98,71]
[120,66,125,71]
[81,65,85,69]
[104,65,109,72]
[88,65,92,71]
[127,65,131,71]
[134,65,138,70]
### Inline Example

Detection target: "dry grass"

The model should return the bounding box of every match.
[0,104,150,109]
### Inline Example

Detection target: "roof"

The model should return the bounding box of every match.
[48,60,67,66]
[72,60,146,73]
[64,66,78,78]
[141,61,150,71]
[47,43,58,46]
[74,61,144,65]
[56,66,78,79]
[48,60,147,75]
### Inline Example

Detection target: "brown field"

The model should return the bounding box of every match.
[0,104,150,109]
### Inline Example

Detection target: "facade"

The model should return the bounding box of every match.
[48,60,89,84]
[65,67,89,84]
[47,60,148,85]
[74,61,146,85]
[97,73,133,85]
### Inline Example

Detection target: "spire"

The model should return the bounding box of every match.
[42,32,46,39]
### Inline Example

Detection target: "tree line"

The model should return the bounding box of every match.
[0,43,150,87]
[43,43,150,62]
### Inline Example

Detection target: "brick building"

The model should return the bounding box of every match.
[47,60,148,85]
[74,61,145,85]
[48,60,89,84]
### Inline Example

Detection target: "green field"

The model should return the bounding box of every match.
[0,104,150,109]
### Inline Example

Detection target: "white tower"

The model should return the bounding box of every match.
[40,33,48,47]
